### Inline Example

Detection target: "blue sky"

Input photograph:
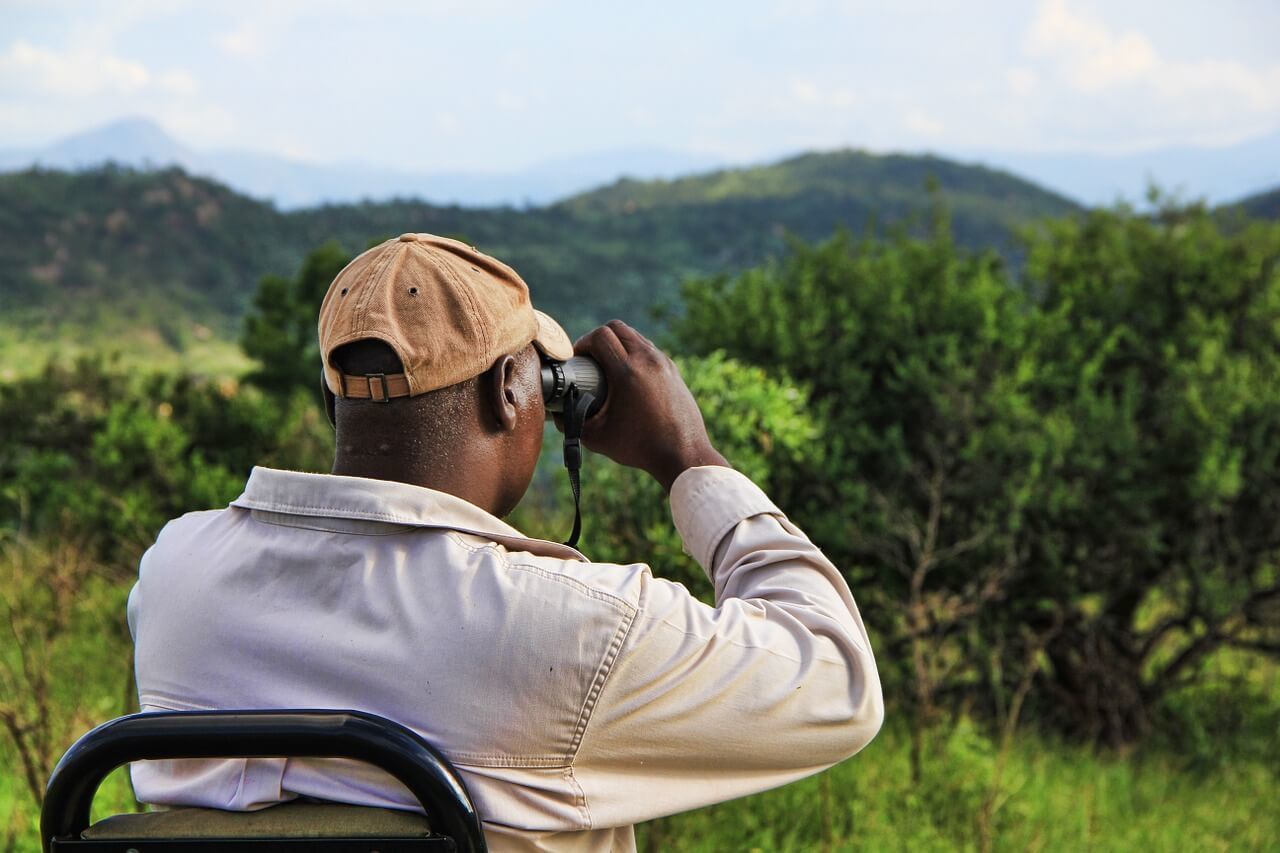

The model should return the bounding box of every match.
[1,0,1277,171]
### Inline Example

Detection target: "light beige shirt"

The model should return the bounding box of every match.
[128,465,883,852]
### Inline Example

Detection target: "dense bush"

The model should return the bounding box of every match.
[0,358,332,562]
[673,203,1280,746]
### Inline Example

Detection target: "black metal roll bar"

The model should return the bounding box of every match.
[41,709,487,853]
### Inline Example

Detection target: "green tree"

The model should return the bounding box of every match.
[674,225,1048,770]
[241,240,351,396]
[673,207,1280,748]
[1017,203,1280,743]
[0,358,333,561]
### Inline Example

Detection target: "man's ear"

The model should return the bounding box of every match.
[487,354,519,432]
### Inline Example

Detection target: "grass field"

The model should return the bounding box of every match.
[2,543,1276,852]
[0,323,250,383]
[5,719,1276,853]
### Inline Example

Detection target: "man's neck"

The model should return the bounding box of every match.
[331,452,503,516]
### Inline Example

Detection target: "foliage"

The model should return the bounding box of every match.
[241,240,351,396]
[675,222,1042,770]
[1017,205,1280,741]
[3,188,1280,847]
[0,357,333,560]
[561,149,1077,259]
[0,154,1082,371]
[634,708,1278,852]
[1222,184,1280,221]
[0,534,130,810]
[673,204,1280,746]
[0,165,293,340]
[0,536,139,850]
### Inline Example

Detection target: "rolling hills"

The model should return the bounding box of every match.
[1229,186,1280,220]
[0,148,1094,375]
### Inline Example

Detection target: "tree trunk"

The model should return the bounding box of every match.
[1043,619,1149,746]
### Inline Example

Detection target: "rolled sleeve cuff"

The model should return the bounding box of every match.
[669,466,782,572]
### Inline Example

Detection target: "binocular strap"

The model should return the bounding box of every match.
[561,385,596,550]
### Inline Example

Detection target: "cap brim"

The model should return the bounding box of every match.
[532,309,574,361]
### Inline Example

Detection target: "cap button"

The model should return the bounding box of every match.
[398,233,417,242]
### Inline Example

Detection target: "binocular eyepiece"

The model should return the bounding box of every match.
[541,356,607,417]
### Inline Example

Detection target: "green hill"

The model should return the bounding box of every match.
[563,149,1072,224]
[1226,186,1280,220]
[0,151,1082,373]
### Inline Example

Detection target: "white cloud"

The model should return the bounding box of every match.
[1006,67,1039,96]
[627,106,656,128]
[157,70,198,96]
[494,90,527,113]
[155,102,236,141]
[0,39,199,98]
[434,112,461,134]
[1029,0,1157,91]
[902,108,944,137]
[1020,0,1280,148]
[1027,0,1280,117]
[0,40,149,96]
[790,79,857,110]
[217,22,266,57]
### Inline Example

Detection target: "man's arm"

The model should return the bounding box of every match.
[567,322,883,827]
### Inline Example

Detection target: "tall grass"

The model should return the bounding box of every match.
[1,537,1275,852]
[635,715,1277,852]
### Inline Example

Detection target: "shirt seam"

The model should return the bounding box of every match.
[566,765,591,829]
[567,603,635,759]
[446,533,636,616]
[568,577,650,771]
[235,499,530,545]
[250,511,414,536]
[233,498,505,529]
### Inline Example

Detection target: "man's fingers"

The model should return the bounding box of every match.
[574,324,628,373]
[605,319,658,355]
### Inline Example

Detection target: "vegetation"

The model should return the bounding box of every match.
[0,154,1082,372]
[1226,185,1280,221]
[240,240,352,396]
[673,202,1280,749]
[1,183,1278,849]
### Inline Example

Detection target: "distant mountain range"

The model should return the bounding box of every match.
[963,132,1280,208]
[2,117,1276,209]
[0,117,722,209]
[3,127,1277,376]
[1228,185,1280,220]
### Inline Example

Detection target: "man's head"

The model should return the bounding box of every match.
[317,234,574,517]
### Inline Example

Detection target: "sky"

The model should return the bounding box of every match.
[1,0,1278,172]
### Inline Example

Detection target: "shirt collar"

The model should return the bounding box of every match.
[230,466,587,562]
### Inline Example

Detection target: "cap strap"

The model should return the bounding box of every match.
[337,372,412,401]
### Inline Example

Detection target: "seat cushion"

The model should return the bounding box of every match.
[83,801,432,839]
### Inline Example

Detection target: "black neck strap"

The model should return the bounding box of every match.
[562,385,596,549]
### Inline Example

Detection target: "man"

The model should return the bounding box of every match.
[128,233,883,851]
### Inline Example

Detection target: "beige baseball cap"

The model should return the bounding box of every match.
[318,233,574,401]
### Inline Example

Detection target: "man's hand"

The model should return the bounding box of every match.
[573,320,729,492]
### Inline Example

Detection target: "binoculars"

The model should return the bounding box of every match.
[541,356,607,417]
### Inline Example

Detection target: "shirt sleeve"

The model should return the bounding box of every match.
[570,465,884,828]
